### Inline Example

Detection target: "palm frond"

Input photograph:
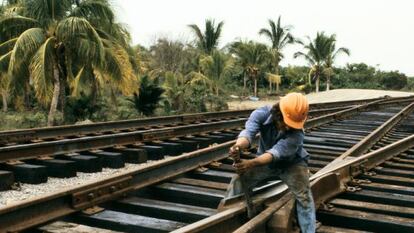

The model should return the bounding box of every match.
[56,16,104,64]
[0,51,11,74]
[0,16,38,42]
[0,38,17,56]
[1,4,25,16]
[293,51,315,64]
[30,36,56,106]
[70,66,85,97]
[96,44,138,96]
[185,71,212,87]
[188,24,205,49]
[258,28,272,41]
[71,0,114,24]
[8,27,46,96]
[24,0,72,25]
[213,20,224,48]
[333,47,350,58]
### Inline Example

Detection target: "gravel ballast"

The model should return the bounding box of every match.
[0,161,159,208]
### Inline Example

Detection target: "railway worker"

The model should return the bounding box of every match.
[225,92,316,233]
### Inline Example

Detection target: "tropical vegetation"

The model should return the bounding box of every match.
[0,3,411,130]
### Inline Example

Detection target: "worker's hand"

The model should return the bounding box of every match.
[233,159,254,174]
[229,145,241,158]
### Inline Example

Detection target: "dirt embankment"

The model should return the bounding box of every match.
[227,89,412,110]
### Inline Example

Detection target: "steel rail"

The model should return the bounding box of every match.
[0,96,404,145]
[232,102,414,233]
[0,97,411,232]
[305,96,414,129]
[174,100,414,233]
[1,97,403,163]
[0,110,252,144]
[0,118,245,162]
[315,102,414,176]
[0,106,340,145]
[307,95,411,109]
[307,106,352,118]
[0,141,235,232]
[233,134,414,233]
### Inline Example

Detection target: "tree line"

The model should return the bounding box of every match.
[0,0,410,127]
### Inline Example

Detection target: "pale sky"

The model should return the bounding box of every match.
[114,0,414,76]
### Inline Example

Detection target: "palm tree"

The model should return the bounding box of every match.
[0,0,138,125]
[324,36,350,91]
[230,41,271,97]
[294,32,333,92]
[259,16,296,93]
[200,50,233,95]
[188,19,224,54]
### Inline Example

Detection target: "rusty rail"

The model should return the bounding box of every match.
[0,141,235,232]
[0,96,413,232]
[176,99,414,233]
[0,96,404,145]
[232,134,414,233]
[0,110,252,144]
[233,103,414,233]
[0,118,245,162]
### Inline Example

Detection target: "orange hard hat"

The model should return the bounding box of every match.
[279,93,309,129]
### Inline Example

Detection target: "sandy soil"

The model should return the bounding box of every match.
[227,89,413,110]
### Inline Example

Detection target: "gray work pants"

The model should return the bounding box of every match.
[224,162,316,233]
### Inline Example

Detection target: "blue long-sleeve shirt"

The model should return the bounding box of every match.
[238,105,309,168]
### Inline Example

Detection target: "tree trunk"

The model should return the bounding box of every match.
[58,74,66,117]
[48,64,60,126]
[275,65,279,94]
[254,77,258,97]
[110,87,118,111]
[1,90,7,112]
[91,79,98,106]
[326,74,331,91]
[315,75,320,93]
[269,79,272,93]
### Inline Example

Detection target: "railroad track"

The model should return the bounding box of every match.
[230,101,414,233]
[0,96,413,232]
[0,97,387,146]
[315,109,414,233]
[0,97,398,190]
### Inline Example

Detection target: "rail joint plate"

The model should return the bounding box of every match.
[72,176,132,209]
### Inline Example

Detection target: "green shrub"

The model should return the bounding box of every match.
[65,93,104,123]
[128,76,165,116]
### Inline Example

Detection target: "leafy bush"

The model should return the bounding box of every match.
[65,92,104,123]
[378,71,408,90]
[128,76,165,116]
[0,111,47,130]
